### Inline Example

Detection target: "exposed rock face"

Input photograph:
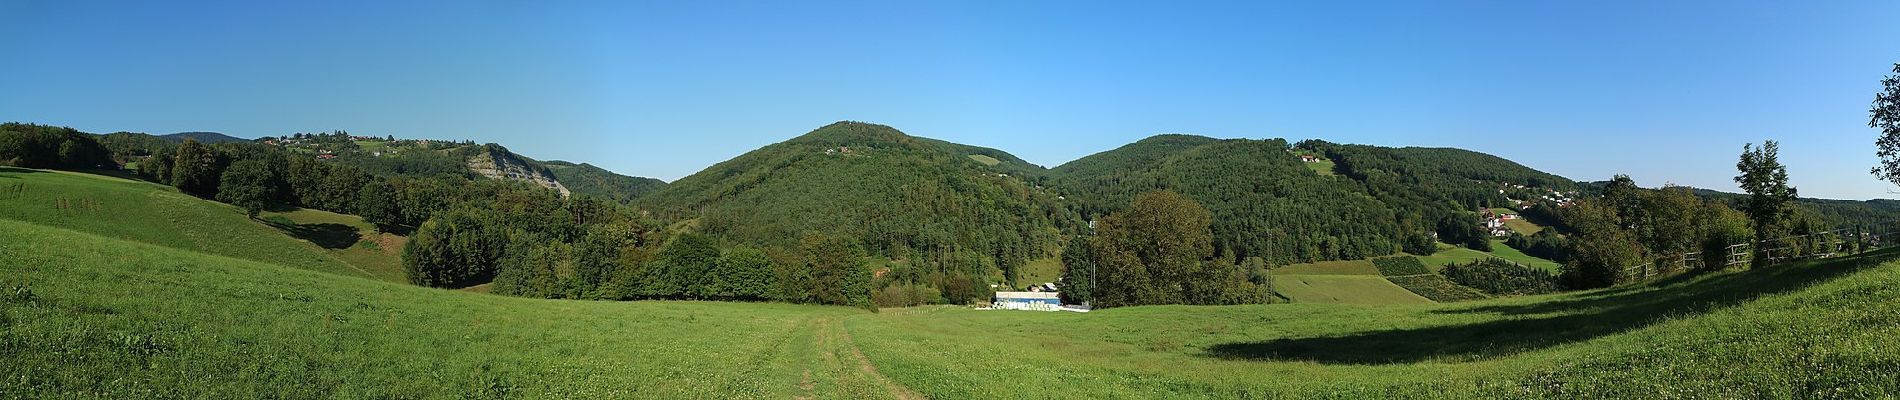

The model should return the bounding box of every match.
[467,150,571,197]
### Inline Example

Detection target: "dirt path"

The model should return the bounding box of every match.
[827,318,926,400]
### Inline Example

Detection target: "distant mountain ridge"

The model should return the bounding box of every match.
[160,131,250,144]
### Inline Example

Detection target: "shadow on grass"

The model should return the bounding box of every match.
[0,166,50,177]
[1204,248,1900,365]
[262,219,362,249]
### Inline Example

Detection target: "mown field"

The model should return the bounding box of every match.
[0,167,369,278]
[6,168,1900,398]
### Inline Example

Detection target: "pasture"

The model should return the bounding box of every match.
[5,167,1899,398]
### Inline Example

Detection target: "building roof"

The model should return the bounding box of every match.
[994,291,1060,300]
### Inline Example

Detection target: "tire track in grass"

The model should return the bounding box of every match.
[831,318,925,400]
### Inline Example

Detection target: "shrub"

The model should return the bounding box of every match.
[1442,258,1561,296]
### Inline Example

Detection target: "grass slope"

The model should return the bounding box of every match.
[7,186,1899,397]
[854,249,1900,398]
[259,208,409,283]
[0,219,901,398]
[0,167,367,279]
[1269,275,1432,304]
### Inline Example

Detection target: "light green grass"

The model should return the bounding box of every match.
[1268,275,1431,304]
[1273,259,1380,275]
[1413,241,1560,273]
[1017,257,1062,286]
[1303,159,1336,176]
[1489,240,1562,273]
[0,167,368,279]
[853,249,1900,398]
[354,140,389,152]
[1504,218,1544,235]
[0,219,894,398]
[7,216,1900,397]
[966,154,1001,166]
[260,208,410,283]
[1413,244,1492,271]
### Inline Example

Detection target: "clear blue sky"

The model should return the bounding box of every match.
[3,1,1896,199]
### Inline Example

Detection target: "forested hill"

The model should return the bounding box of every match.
[540,160,669,204]
[637,121,1081,283]
[1050,136,1579,265]
[159,131,250,144]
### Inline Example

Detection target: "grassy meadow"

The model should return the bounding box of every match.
[6,168,1900,398]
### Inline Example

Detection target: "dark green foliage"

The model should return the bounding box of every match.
[1516,230,1569,262]
[1442,258,1561,296]
[96,131,176,161]
[1436,214,1491,251]
[1562,199,1647,288]
[491,235,575,298]
[638,121,1075,296]
[1371,257,1430,276]
[1402,233,1437,256]
[215,159,280,218]
[354,180,402,231]
[645,234,721,297]
[801,233,872,309]
[169,140,227,198]
[158,131,249,144]
[316,165,371,213]
[1090,190,1266,307]
[1054,135,1576,267]
[0,123,114,170]
[1871,62,1900,185]
[1055,137,1403,265]
[402,208,506,288]
[1735,141,1798,242]
[1385,275,1490,302]
[1056,236,1096,305]
[710,247,775,300]
[540,161,668,204]
[137,152,174,183]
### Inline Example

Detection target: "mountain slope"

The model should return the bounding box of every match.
[637,121,1079,280]
[1051,136,1578,265]
[539,160,668,204]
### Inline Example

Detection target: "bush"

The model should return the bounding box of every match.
[1386,275,1489,302]
[1442,258,1561,296]
[872,283,941,308]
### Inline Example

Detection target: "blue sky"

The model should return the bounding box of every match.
[3,1,1896,199]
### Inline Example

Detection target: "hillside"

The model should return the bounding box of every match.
[1050,136,1579,266]
[159,131,250,144]
[637,121,1080,283]
[5,210,1896,397]
[539,160,668,204]
[0,167,375,279]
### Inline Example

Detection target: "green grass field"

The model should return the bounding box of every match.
[1414,241,1561,273]
[1016,257,1063,286]
[1268,275,1432,304]
[1489,240,1562,272]
[965,154,1002,166]
[1272,258,1381,275]
[0,167,370,279]
[259,208,409,283]
[7,167,1900,397]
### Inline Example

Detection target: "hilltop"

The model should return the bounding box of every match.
[637,121,1080,286]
